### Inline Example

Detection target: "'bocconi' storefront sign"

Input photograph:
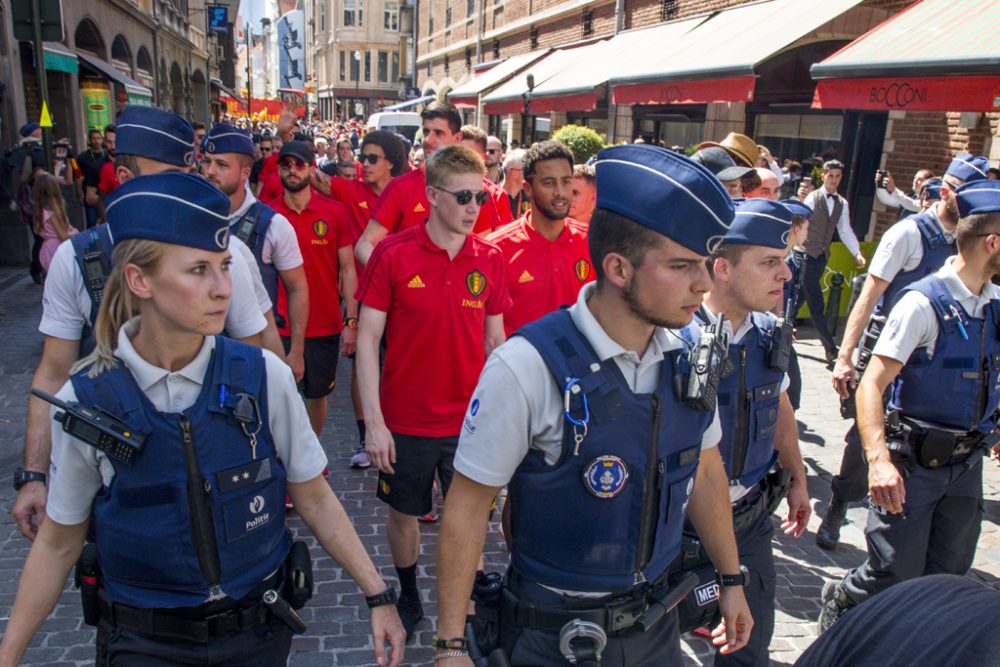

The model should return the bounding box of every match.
[812,75,1000,112]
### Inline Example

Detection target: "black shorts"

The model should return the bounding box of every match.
[282,334,340,399]
[377,433,457,516]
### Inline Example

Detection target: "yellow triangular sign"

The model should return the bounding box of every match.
[39,102,53,128]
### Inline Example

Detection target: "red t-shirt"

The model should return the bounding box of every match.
[356,222,511,437]
[97,161,119,195]
[487,213,594,335]
[270,193,352,338]
[474,178,514,235]
[258,169,284,205]
[326,176,379,243]
[370,169,505,236]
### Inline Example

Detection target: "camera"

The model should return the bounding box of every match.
[876,169,891,189]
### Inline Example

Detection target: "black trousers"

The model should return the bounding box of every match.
[800,253,838,353]
[830,423,870,504]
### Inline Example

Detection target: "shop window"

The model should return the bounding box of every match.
[754,113,844,166]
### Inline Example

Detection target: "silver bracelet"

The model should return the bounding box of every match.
[434,650,470,662]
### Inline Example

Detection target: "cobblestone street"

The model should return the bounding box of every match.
[0,267,998,666]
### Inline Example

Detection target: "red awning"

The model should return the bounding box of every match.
[612,76,756,107]
[531,92,599,114]
[813,75,1000,112]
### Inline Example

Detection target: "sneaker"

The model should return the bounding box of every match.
[396,594,424,641]
[418,512,438,523]
[285,494,294,510]
[816,499,848,551]
[817,580,850,634]
[350,444,371,469]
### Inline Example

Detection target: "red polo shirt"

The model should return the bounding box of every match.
[370,169,506,236]
[326,176,380,243]
[356,222,511,437]
[475,178,514,235]
[97,161,119,195]
[487,213,594,335]
[270,192,352,338]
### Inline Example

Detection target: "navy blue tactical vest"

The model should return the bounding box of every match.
[71,336,292,608]
[700,312,782,488]
[876,211,956,317]
[784,248,806,318]
[509,310,712,592]
[71,224,115,354]
[888,276,1000,433]
[230,201,279,308]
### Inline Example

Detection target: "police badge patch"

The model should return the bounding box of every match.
[583,455,629,498]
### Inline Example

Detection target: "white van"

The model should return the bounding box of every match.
[366,112,421,143]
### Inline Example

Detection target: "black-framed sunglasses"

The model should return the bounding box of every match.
[278,157,309,170]
[435,187,489,206]
[359,153,383,165]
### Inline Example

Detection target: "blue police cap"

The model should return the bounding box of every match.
[105,173,232,252]
[203,123,255,157]
[955,180,1000,218]
[780,199,813,220]
[724,198,792,249]
[921,178,943,202]
[595,144,735,256]
[116,107,195,168]
[946,153,989,183]
[19,122,41,137]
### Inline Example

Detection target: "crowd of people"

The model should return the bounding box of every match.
[1,99,1000,667]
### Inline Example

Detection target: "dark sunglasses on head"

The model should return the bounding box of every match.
[436,187,489,206]
[359,153,383,165]
[278,157,308,170]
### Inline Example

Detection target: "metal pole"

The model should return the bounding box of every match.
[245,21,252,121]
[31,0,51,171]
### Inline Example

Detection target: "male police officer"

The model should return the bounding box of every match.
[695,198,811,667]
[12,107,271,541]
[821,153,989,550]
[818,179,1000,632]
[435,145,753,666]
[201,123,310,382]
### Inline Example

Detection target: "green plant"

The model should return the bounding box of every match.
[551,124,606,164]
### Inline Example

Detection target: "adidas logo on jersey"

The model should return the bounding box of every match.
[518,270,535,283]
[408,275,426,288]
[413,203,427,213]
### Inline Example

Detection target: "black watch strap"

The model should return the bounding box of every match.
[715,565,750,588]
[433,636,469,650]
[365,586,398,608]
[13,468,47,491]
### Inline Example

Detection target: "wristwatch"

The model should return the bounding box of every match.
[13,468,46,491]
[715,565,750,588]
[343,316,359,329]
[365,586,398,608]
[433,636,469,650]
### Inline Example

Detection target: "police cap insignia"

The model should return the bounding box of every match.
[583,456,629,499]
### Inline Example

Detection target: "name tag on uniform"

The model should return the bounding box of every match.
[217,458,273,493]
[754,382,780,402]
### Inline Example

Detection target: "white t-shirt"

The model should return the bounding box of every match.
[46,320,328,526]
[698,304,790,503]
[231,189,303,271]
[874,256,1000,364]
[876,187,920,213]
[454,282,721,489]
[868,205,953,284]
[40,235,267,341]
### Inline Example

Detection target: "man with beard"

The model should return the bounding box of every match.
[95,125,118,197]
[76,128,109,228]
[434,145,753,667]
[485,135,504,185]
[694,199,811,667]
[201,123,309,382]
[819,180,1000,633]
[821,153,989,551]
[353,101,506,265]
[487,140,593,336]
[269,141,358,437]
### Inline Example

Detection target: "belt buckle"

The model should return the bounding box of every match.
[606,596,646,633]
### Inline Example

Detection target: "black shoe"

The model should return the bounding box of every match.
[816,499,848,551]
[397,594,424,641]
[817,580,852,634]
[29,267,44,285]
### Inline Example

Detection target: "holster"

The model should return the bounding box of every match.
[469,571,504,656]
[282,540,313,610]
[75,542,102,627]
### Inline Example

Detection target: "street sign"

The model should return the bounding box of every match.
[39,101,53,127]
[207,5,229,34]
[11,0,63,42]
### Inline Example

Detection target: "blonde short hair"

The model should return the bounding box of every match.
[424,144,485,189]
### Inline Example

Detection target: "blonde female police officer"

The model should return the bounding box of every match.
[0,173,405,667]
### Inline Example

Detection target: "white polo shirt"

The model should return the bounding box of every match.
[47,319,328,526]
[454,281,721,489]
[868,204,954,284]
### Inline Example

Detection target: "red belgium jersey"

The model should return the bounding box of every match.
[355,222,511,437]
[487,213,594,335]
[370,169,506,236]
[270,192,352,338]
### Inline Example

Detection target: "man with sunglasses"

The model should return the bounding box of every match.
[269,141,359,438]
[485,136,504,185]
[356,145,511,640]
[821,153,990,551]
[354,101,508,265]
[819,179,1000,633]
[487,140,593,336]
[460,125,514,235]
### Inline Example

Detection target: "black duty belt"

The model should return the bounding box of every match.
[502,580,661,635]
[887,413,1000,468]
[731,486,767,535]
[97,590,271,643]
